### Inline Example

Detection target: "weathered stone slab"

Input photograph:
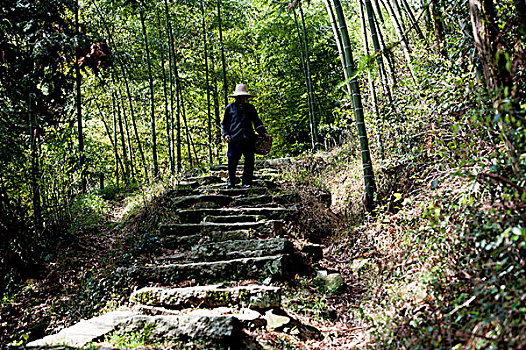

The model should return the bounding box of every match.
[232,193,298,207]
[176,207,294,223]
[115,314,240,341]
[184,175,222,185]
[26,310,135,348]
[130,284,281,309]
[170,194,233,209]
[133,306,266,328]
[163,230,253,249]
[203,214,263,223]
[206,179,271,189]
[314,272,345,293]
[201,187,269,197]
[160,220,284,237]
[120,255,290,284]
[189,237,294,262]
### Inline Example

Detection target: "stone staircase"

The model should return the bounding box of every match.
[26,159,324,349]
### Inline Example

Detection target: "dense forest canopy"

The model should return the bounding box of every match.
[1,0,525,346]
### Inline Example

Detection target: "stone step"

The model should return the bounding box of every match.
[160,220,284,237]
[232,193,297,207]
[130,284,281,309]
[203,214,264,223]
[210,169,278,180]
[133,306,266,329]
[26,310,136,348]
[198,187,269,197]
[189,237,295,262]
[119,255,291,285]
[184,175,222,185]
[163,230,255,249]
[210,159,292,172]
[206,179,275,189]
[115,313,240,342]
[176,207,294,223]
[170,194,233,209]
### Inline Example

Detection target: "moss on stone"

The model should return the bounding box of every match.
[205,290,232,307]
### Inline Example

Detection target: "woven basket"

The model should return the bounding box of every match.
[254,134,272,155]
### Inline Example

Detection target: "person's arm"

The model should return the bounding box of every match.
[222,105,232,142]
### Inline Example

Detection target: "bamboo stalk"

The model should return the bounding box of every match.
[324,0,352,96]
[200,0,213,166]
[140,5,159,179]
[332,0,376,208]
[379,0,417,82]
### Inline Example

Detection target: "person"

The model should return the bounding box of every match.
[221,84,271,188]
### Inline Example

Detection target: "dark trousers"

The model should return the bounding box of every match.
[227,139,255,185]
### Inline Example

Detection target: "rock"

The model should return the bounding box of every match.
[133,306,266,329]
[163,230,253,249]
[348,258,370,273]
[130,284,281,309]
[184,175,222,185]
[189,237,294,262]
[314,272,345,293]
[26,310,136,348]
[203,214,264,223]
[264,310,290,330]
[202,187,269,197]
[119,255,291,285]
[160,220,284,237]
[170,194,233,209]
[115,314,240,341]
[176,207,294,223]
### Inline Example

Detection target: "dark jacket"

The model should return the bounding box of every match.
[221,102,267,142]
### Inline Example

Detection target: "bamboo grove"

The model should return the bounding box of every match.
[1,0,525,281]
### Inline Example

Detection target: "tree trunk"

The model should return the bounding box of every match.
[201,0,213,166]
[174,59,182,172]
[210,50,222,160]
[29,94,41,230]
[121,63,149,182]
[140,6,159,180]
[324,0,351,96]
[164,0,176,174]
[116,88,129,182]
[118,89,135,180]
[217,0,229,106]
[380,0,417,82]
[469,0,521,175]
[332,0,376,208]
[391,0,407,32]
[372,0,384,23]
[429,0,445,51]
[158,19,174,176]
[516,0,526,40]
[180,84,198,166]
[399,0,426,42]
[75,0,86,192]
[112,94,120,186]
[359,1,384,158]
[298,0,318,150]
[363,0,393,103]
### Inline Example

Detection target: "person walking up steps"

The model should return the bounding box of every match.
[221,84,271,188]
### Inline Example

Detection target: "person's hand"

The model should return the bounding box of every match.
[224,135,232,143]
